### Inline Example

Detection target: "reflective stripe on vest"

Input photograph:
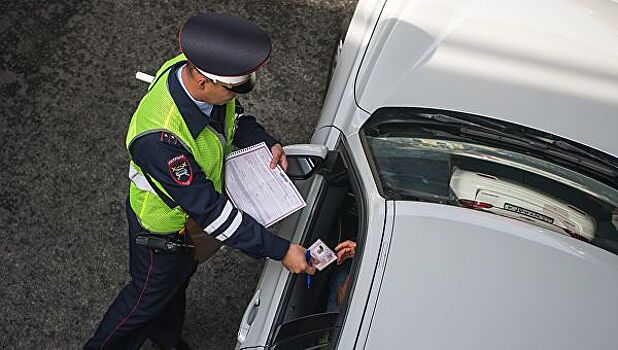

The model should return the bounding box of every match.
[129,165,155,194]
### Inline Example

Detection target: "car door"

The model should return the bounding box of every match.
[237,129,389,350]
[236,135,338,349]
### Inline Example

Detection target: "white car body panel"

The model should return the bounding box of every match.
[314,0,387,143]
[310,125,341,150]
[362,201,618,349]
[350,0,618,156]
[350,200,395,349]
[331,132,390,350]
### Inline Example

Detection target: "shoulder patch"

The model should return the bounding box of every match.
[167,155,193,186]
[160,131,179,145]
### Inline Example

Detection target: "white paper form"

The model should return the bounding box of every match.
[224,142,306,227]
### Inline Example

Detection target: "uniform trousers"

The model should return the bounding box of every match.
[84,198,198,349]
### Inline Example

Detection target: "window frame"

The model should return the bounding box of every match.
[359,106,618,256]
[265,138,369,349]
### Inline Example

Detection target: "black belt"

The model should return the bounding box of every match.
[135,232,194,253]
[135,218,222,263]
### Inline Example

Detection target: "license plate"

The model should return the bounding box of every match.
[504,203,554,224]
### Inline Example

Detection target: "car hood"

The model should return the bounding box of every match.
[354,0,618,156]
[365,201,618,349]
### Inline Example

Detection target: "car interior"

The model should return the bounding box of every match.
[268,147,363,349]
[362,107,618,255]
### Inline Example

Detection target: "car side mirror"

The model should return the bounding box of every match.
[286,155,323,180]
[283,144,328,180]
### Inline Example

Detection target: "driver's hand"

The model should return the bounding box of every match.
[335,240,357,265]
[282,244,316,275]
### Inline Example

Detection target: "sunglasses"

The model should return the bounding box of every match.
[217,73,257,94]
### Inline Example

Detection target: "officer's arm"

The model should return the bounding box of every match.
[232,99,280,149]
[129,133,290,260]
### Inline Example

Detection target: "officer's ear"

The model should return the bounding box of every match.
[188,64,210,91]
[197,76,210,91]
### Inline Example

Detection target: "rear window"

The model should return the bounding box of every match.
[361,108,618,255]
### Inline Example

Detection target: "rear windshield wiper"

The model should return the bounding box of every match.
[410,112,617,182]
[458,127,548,150]
[420,113,508,131]
[458,128,616,178]
[421,113,549,150]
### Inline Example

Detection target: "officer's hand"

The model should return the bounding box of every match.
[270,144,288,172]
[282,244,316,275]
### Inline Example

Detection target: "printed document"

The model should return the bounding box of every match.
[225,142,306,227]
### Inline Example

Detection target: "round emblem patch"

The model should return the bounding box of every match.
[167,155,193,186]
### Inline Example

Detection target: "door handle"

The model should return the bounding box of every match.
[237,289,261,344]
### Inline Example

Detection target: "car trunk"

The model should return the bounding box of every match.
[363,201,618,350]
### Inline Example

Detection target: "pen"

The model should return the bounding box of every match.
[305,249,312,289]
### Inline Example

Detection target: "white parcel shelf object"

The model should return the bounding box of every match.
[224,142,306,227]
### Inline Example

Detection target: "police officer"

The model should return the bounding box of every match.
[84,13,315,350]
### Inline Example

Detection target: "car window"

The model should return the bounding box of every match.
[361,107,618,255]
[267,146,363,349]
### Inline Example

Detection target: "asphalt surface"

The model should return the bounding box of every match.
[0,0,357,348]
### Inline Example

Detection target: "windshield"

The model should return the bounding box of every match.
[361,108,618,255]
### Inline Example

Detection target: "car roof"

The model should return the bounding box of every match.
[354,0,618,156]
[364,201,618,349]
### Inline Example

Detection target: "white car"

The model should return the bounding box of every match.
[236,0,618,349]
